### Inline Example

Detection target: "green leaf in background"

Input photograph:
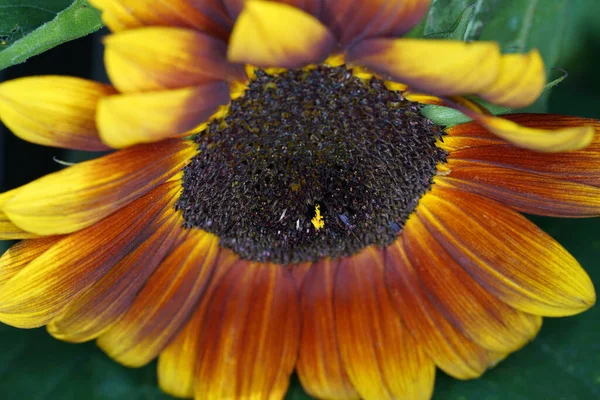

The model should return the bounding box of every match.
[480,0,568,112]
[0,324,172,400]
[0,0,103,71]
[422,0,501,40]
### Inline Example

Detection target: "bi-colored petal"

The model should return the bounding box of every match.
[88,0,231,39]
[445,159,600,217]
[446,114,600,184]
[195,262,300,400]
[447,100,596,152]
[97,83,230,148]
[418,185,596,317]
[322,0,430,47]
[443,115,600,216]
[347,39,501,97]
[228,0,335,68]
[3,140,194,235]
[105,27,246,93]
[47,209,182,343]
[0,77,114,150]
[297,259,359,399]
[97,230,219,367]
[334,247,436,400]
[0,237,62,289]
[402,214,541,353]
[0,182,180,328]
[157,249,240,398]
[385,239,513,379]
[479,50,545,108]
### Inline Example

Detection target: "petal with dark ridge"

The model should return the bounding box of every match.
[334,247,436,400]
[297,259,359,399]
[194,261,300,400]
[385,239,520,379]
[97,230,220,367]
[418,184,596,317]
[3,140,194,235]
[0,182,180,328]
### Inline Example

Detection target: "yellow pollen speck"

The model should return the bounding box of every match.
[311,205,325,230]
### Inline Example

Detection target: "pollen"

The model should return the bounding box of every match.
[311,205,325,230]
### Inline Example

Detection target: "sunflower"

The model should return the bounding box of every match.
[0,0,598,399]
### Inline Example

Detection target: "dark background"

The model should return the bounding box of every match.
[0,4,599,399]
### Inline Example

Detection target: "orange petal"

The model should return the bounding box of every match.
[105,27,246,93]
[297,259,359,399]
[47,209,183,343]
[402,214,541,353]
[347,39,501,96]
[0,182,180,328]
[418,185,596,317]
[97,84,230,148]
[444,160,600,217]
[334,247,436,400]
[0,77,114,150]
[0,237,63,289]
[445,98,595,152]
[322,0,430,46]
[446,114,600,185]
[88,0,231,39]
[3,139,194,235]
[228,0,335,68]
[157,249,239,398]
[444,116,600,216]
[0,189,40,240]
[97,230,220,367]
[195,262,300,399]
[479,50,546,108]
[385,239,508,379]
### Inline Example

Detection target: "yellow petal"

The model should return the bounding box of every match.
[104,27,246,93]
[228,0,335,68]
[0,237,62,289]
[3,140,194,235]
[0,189,40,240]
[479,50,546,108]
[0,77,114,150]
[447,98,595,152]
[347,39,501,96]
[97,83,230,148]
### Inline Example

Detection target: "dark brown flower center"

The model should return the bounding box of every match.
[177,65,446,264]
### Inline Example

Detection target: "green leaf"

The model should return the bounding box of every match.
[0,324,172,400]
[422,0,501,40]
[479,0,568,112]
[0,0,103,71]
